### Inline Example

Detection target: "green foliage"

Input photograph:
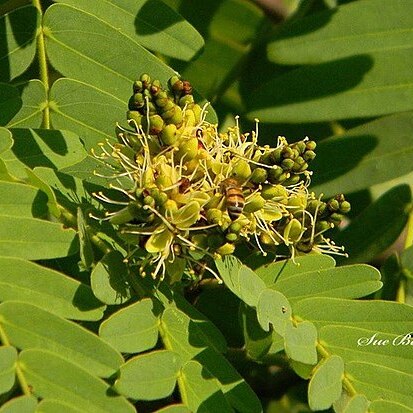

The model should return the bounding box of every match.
[1,0,413,412]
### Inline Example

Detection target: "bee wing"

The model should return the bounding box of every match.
[172,201,200,229]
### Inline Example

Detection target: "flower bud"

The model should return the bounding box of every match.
[261,184,287,201]
[281,158,295,170]
[176,137,198,161]
[329,213,344,226]
[179,95,194,108]
[303,150,316,162]
[226,233,238,242]
[339,200,351,214]
[267,166,283,183]
[250,167,267,184]
[140,73,151,87]
[232,159,251,181]
[133,80,143,93]
[306,140,317,151]
[143,195,155,208]
[269,148,282,163]
[283,218,303,243]
[160,124,177,146]
[216,243,235,256]
[168,106,183,126]
[244,194,265,213]
[169,75,183,93]
[229,221,243,233]
[206,208,223,224]
[128,93,145,110]
[143,114,164,135]
[328,199,340,211]
[295,141,307,154]
[282,175,301,186]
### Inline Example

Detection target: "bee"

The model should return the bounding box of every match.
[221,178,245,221]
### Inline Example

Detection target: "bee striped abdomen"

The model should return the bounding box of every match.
[226,187,245,220]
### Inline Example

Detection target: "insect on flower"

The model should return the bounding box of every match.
[221,178,245,221]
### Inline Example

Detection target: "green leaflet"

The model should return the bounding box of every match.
[0,395,37,413]
[0,346,17,396]
[19,349,134,413]
[0,302,122,378]
[0,84,21,126]
[0,257,104,321]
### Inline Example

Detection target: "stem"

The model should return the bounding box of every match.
[316,341,357,397]
[0,324,31,396]
[32,0,50,129]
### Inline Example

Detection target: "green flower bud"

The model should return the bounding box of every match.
[244,194,265,213]
[232,159,252,181]
[303,150,316,162]
[229,221,243,233]
[206,208,223,224]
[282,175,301,186]
[169,75,183,93]
[261,184,287,201]
[133,80,143,93]
[329,213,344,226]
[216,243,235,256]
[297,162,309,172]
[128,93,145,110]
[281,158,295,170]
[160,124,178,146]
[143,114,164,135]
[315,220,332,233]
[140,73,151,86]
[339,200,351,214]
[250,167,267,184]
[267,166,283,183]
[167,106,183,126]
[176,137,198,161]
[179,95,194,108]
[283,218,303,243]
[295,141,307,154]
[306,140,317,151]
[269,148,282,163]
[226,233,238,242]
[278,172,290,184]
[282,147,294,159]
[328,199,340,211]
[143,195,155,207]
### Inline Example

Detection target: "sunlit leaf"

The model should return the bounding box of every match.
[19,349,134,413]
[0,395,37,413]
[99,298,160,353]
[0,257,105,321]
[115,350,182,400]
[155,405,191,413]
[54,0,204,61]
[0,346,17,395]
[0,302,123,378]
[308,355,344,411]
[369,400,413,413]
[284,321,317,365]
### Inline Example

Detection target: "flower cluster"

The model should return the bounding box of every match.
[92,74,350,281]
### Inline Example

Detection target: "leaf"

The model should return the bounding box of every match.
[0,346,17,395]
[310,112,413,197]
[0,395,37,413]
[36,399,84,413]
[19,349,135,413]
[240,304,272,360]
[284,321,317,365]
[256,289,292,335]
[91,251,132,305]
[0,302,123,378]
[1,128,87,179]
[179,360,233,413]
[319,325,413,375]
[334,185,411,264]
[0,83,21,126]
[50,78,125,150]
[346,361,413,407]
[54,0,204,61]
[308,355,344,411]
[271,264,382,302]
[7,80,46,129]
[77,207,94,269]
[215,256,266,307]
[255,254,336,286]
[294,297,413,333]
[99,298,160,353]
[333,394,369,413]
[0,181,48,218]
[248,49,413,122]
[369,400,413,413]
[155,406,191,413]
[44,4,175,101]
[0,5,39,81]
[0,257,105,321]
[267,0,413,65]
[160,305,261,413]
[0,215,77,260]
[115,350,182,400]
[0,127,13,154]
